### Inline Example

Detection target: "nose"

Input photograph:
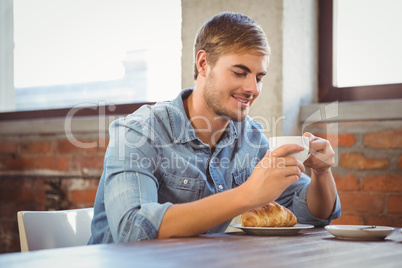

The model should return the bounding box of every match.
[243,76,260,96]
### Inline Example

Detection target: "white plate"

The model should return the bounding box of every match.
[230,224,314,235]
[325,225,394,241]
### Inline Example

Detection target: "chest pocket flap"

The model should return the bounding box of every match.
[158,172,206,203]
[232,167,252,187]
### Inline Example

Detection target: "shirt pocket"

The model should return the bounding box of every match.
[158,172,206,204]
[232,166,253,187]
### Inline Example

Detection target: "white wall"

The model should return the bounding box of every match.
[0,0,15,111]
[282,0,317,136]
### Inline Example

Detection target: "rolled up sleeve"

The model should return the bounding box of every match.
[105,171,173,242]
[103,117,173,242]
[277,173,341,227]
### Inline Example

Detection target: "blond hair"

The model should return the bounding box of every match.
[193,12,270,80]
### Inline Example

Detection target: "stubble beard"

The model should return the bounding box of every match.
[202,73,248,122]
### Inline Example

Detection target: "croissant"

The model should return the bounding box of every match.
[241,201,297,227]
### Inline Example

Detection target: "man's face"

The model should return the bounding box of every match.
[202,52,268,122]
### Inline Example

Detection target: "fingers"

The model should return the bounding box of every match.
[268,144,306,173]
[285,174,301,185]
[283,165,302,178]
[283,156,305,173]
[270,144,305,158]
[304,132,326,153]
[302,132,336,174]
[262,151,305,173]
[303,132,331,155]
[303,132,314,141]
[310,138,329,155]
[248,149,304,206]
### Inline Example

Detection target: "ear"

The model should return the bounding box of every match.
[196,50,208,78]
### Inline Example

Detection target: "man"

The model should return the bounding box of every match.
[88,12,340,244]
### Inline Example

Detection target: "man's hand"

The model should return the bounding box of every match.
[240,144,306,208]
[302,132,338,219]
[303,132,335,176]
[157,144,306,239]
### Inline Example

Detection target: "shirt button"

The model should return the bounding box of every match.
[183,179,189,185]
[218,185,223,190]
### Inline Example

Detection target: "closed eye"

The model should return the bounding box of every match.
[234,71,264,83]
[233,71,246,77]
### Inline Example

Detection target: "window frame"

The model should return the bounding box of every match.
[0,103,155,121]
[318,0,402,102]
[0,0,169,121]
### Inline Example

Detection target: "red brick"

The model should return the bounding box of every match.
[387,195,402,214]
[33,185,48,205]
[0,158,6,170]
[1,219,20,250]
[56,139,86,154]
[19,178,35,188]
[363,174,402,192]
[1,218,19,233]
[71,155,104,170]
[0,222,21,252]
[32,178,48,189]
[338,133,356,147]
[5,157,36,171]
[366,215,402,227]
[363,129,402,149]
[0,188,36,203]
[57,139,107,154]
[333,173,360,191]
[315,133,356,148]
[331,214,363,225]
[85,138,109,154]
[0,142,17,155]
[339,153,388,170]
[398,156,402,169]
[0,178,47,206]
[36,156,70,171]
[339,192,385,213]
[20,141,53,155]
[71,189,97,203]
[0,203,17,217]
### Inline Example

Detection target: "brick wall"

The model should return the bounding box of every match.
[1,118,401,253]
[305,120,402,227]
[0,128,108,253]
[0,137,108,177]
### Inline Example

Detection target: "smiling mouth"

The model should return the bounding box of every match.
[233,96,251,106]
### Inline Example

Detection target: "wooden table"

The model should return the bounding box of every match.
[1,228,401,268]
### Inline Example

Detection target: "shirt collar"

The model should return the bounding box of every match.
[167,88,238,145]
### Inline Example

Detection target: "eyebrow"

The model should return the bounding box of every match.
[232,64,267,76]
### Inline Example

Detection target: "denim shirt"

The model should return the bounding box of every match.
[88,89,341,244]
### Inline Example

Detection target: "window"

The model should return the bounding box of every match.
[0,0,181,117]
[319,0,402,102]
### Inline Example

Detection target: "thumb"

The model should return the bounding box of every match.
[303,132,315,142]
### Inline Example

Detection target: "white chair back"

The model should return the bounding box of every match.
[17,208,94,252]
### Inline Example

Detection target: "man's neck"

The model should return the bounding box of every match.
[183,90,229,149]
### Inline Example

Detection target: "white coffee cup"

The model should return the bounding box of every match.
[268,136,310,162]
